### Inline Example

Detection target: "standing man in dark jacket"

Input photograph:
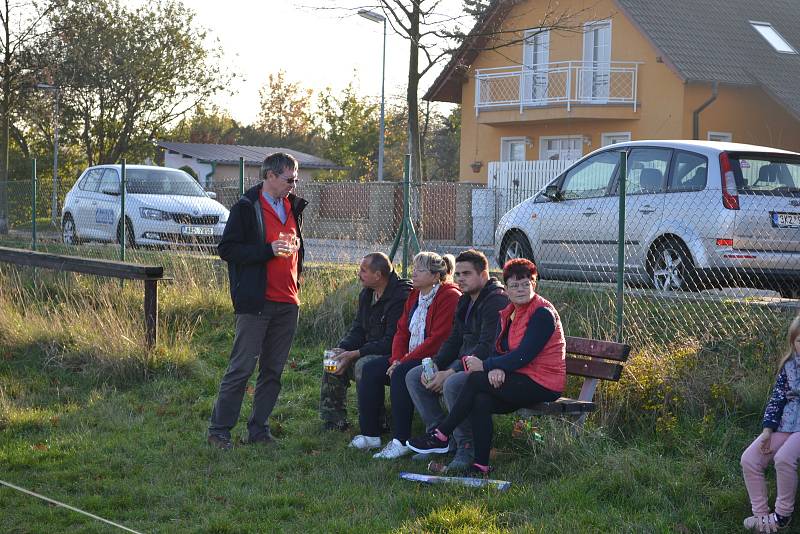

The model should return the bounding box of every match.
[319,252,412,431]
[207,152,308,450]
[405,249,508,471]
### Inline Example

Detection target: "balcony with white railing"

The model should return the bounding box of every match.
[475,61,641,120]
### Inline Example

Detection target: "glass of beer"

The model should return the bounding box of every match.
[278,231,297,256]
[323,349,338,373]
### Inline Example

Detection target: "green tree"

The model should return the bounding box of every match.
[424,107,460,182]
[317,82,378,181]
[167,105,240,145]
[48,0,229,166]
[256,71,317,140]
[0,0,63,233]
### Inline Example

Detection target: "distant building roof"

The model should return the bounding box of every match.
[426,0,800,120]
[157,141,346,170]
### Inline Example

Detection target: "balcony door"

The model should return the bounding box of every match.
[581,20,611,103]
[523,29,549,104]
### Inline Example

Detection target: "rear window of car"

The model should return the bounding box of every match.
[668,151,708,192]
[730,152,800,196]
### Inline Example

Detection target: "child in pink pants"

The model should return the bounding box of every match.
[741,315,800,532]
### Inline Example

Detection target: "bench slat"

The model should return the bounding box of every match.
[565,336,630,362]
[566,356,623,381]
[517,398,596,417]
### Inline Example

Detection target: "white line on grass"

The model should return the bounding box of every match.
[0,479,144,534]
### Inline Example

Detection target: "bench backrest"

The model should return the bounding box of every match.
[564,336,630,382]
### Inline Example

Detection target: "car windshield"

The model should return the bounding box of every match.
[730,153,800,196]
[126,168,206,197]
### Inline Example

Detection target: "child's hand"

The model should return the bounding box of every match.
[759,429,773,454]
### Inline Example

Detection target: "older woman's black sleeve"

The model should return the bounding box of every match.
[482,307,555,372]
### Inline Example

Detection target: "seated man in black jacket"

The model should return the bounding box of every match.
[319,252,412,431]
[405,249,508,471]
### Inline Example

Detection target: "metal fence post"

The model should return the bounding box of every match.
[31,159,37,251]
[120,158,126,262]
[388,155,420,277]
[616,151,627,343]
[239,157,245,196]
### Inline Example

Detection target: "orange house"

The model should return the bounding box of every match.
[425,0,800,183]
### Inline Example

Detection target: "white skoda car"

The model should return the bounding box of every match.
[61,164,229,247]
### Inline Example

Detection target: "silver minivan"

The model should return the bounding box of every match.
[494,140,800,297]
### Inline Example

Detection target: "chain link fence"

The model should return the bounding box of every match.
[1,147,798,351]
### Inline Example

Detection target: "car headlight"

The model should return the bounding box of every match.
[139,207,170,220]
[219,211,229,223]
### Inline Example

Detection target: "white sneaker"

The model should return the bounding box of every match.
[372,438,411,459]
[348,435,381,450]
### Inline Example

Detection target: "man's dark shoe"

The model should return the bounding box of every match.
[322,420,351,432]
[406,430,450,454]
[207,434,233,450]
[245,433,277,446]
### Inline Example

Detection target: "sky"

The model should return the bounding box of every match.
[148,0,467,124]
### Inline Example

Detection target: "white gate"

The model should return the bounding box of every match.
[488,159,575,216]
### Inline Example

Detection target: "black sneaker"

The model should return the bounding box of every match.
[322,420,351,432]
[406,430,450,454]
[207,434,232,450]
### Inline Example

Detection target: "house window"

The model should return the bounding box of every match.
[601,132,631,146]
[500,137,527,162]
[540,136,583,160]
[707,131,733,142]
[750,22,797,54]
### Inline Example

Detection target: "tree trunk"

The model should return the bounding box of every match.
[407,1,423,238]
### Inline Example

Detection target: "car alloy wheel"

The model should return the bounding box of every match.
[62,215,78,245]
[650,241,693,292]
[502,233,533,263]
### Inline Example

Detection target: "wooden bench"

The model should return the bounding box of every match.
[0,246,166,349]
[517,335,631,428]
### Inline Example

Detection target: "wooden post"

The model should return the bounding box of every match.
[144,279,158,349]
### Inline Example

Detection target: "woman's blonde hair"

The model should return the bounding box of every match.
[777,315,800,371]
[413,251,455,283]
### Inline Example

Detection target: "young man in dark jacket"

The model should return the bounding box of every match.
[207,152,308,450]
[319,252,412,431]
[405,249,508,471]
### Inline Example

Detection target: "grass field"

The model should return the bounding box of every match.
[0,259,797,533]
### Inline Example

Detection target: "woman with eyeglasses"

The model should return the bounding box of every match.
[349,251,461,459]
[406,258,565,475]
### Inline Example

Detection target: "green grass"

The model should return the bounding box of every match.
[0,263,796,532]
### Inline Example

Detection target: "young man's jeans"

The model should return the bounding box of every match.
[208,301,299,441]
[405,365,472,449]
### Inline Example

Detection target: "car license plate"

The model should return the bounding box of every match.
[772,212,800,228]
[181,225,214,236]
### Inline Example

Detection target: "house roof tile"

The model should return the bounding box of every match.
[157,141,346,170]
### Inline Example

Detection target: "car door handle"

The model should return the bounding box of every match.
[582,209,597,216]
[638,205,656,214]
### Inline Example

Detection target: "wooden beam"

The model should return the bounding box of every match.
[144,280,158,349]
[0,246,162,280]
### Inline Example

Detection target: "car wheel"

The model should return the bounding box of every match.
[501,232,534,264]
[648,239,695,292]
[62,214,79,245]
[116,218,137,249]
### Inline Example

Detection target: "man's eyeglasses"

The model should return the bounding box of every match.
[275,173,299,184]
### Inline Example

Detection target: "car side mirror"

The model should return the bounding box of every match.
[206,191,217,199]
[544,184,563,201]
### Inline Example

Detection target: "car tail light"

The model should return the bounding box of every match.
[716,238,733,246]
[719,152,739,210]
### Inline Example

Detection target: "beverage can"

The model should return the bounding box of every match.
[422,357,437,382]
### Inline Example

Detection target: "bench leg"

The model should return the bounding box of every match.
[144,280,158,350]
[574,378,599,430]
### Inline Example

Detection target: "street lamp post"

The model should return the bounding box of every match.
[358,9,386,182]
[35,83,59,225]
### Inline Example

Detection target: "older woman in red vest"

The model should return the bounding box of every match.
[407,258,565,474]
